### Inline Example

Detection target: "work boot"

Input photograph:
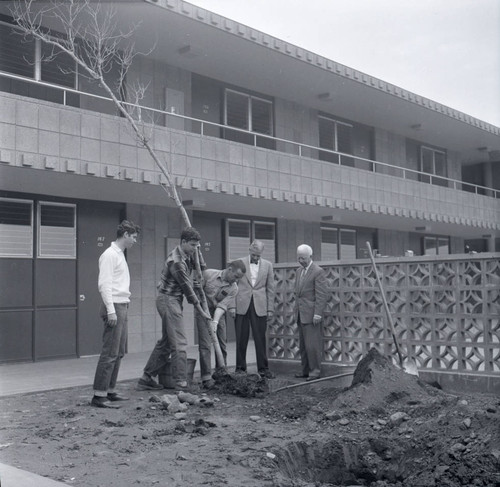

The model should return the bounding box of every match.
[137,376,163,391]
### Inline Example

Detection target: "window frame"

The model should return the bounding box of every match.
[223,88,273,136]
[0,197,34,258]
[225,217,276,263]
[0,19,78,89]
[321,226,357,260]
[422,236,450,256]
[37,201,77,259]
[318,115,354,152]
[420,146,447,185]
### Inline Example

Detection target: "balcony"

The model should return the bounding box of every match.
[1,72,499,236]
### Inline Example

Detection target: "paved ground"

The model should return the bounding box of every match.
[0,340,256,486]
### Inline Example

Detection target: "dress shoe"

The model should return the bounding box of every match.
[107,392,129,402]
[294,373,309,378]
[137,377,163,391]
[306,375,320,382]
[91,396,121,409]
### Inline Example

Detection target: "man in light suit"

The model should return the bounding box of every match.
[235,240,276,378]
[294,244,328,381]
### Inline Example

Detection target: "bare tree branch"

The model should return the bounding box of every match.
[10,0,190,226]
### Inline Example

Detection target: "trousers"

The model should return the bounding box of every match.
[93,302,128,395]
[297,316,323,377]
[235,298,269,373]
[195,308,227,381]
[143,294,187,384]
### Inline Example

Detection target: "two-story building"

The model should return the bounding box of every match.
[0,0,499,363]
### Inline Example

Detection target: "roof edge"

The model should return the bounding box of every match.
[144,0,499,135]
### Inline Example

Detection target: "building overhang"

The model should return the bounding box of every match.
[1,0,498,164]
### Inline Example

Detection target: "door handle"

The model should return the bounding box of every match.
[79,294,86,302]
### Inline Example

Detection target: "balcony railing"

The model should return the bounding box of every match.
[1,70,499,199]
[270,254,500,378]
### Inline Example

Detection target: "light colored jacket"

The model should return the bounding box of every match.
[235,256,275,316]
[294,262,328,324]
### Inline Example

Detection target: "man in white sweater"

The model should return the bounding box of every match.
[91,220,141,408]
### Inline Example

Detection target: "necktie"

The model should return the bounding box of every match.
[299,268,307,285]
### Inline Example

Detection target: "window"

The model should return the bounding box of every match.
[40,41,77,88]
[319,116,353,164]
[321,228,338,261]
[423,236,449,256]
[38,202,76,258]
[420,147,447,187]
[224,89,273,148]
[321,227,356,260]
[253,221,276,263]
[0,22,35,78]
[226,218,276,263]
[0,198,33,257]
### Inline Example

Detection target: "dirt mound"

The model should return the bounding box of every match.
[212,368,267,397]
[334,347,441,411]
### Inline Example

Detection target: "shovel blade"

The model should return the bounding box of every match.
[404,359,419,377]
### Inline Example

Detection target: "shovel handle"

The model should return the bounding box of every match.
[366,242,404,368]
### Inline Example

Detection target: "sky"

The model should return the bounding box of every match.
[188,0,500,127]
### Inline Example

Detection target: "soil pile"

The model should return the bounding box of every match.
[264,349,500,487]
[211,368,267,397]
[0,351,499,487]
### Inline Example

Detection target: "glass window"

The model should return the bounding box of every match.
[421,146,447,187]
[340,229,356,260]
[321,227,338,260]
[0,22,35,78]
[423,236,450,255]
[40,42,76,88]
[254,221,275,263]
[38,202,76,258]
[251,98,273,136]
[225,90,249,130]
[226,219,250,261]
[226,218,276,262]
[319,116,353,164]
[321,227,357,260]
[224,89,273,148]
[0,198,33,257]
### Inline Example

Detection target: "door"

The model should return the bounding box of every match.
[77,202,123,356]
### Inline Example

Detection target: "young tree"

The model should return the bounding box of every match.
[10,0,225,365]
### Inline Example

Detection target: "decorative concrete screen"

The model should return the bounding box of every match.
[270,255,500,376]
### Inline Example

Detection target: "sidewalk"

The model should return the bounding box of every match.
[0,341,256,486]
[0,340,256,397]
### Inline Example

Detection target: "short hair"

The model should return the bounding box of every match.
[228,259,246,274]
[117,220,140,238]
[180,227,201,243]
[297,244,313,256]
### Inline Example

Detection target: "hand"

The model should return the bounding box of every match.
[201,310,212,321]
[228,309,236,320]
[312,315,322,326]
[107,313,117,326]
[209,320,218,334]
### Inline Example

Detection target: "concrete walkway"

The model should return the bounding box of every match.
[0,341,257,486]
[0,341,256,397]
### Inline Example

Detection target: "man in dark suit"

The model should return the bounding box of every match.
[294,244,328,381]
[235,240,276,378]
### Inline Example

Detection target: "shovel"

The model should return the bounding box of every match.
[366,242,419,376]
